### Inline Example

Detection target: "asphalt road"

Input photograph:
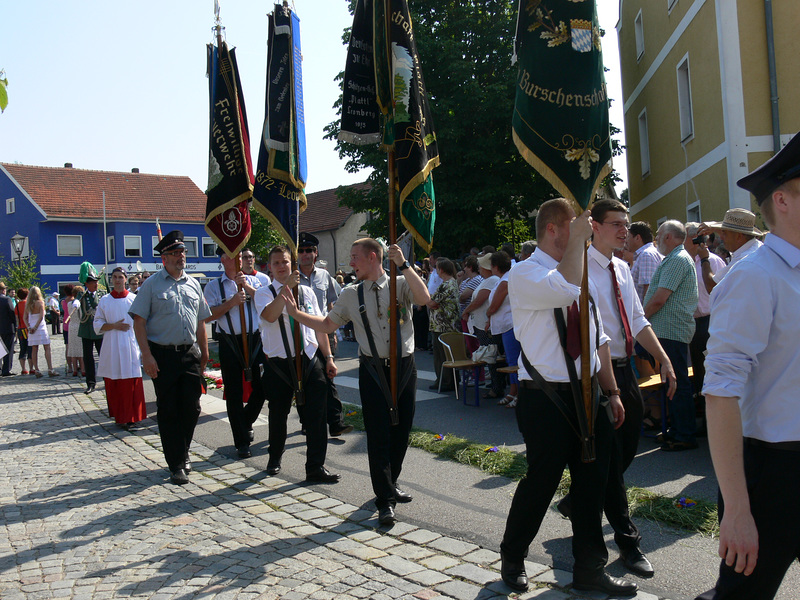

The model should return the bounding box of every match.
[130,337,799,600]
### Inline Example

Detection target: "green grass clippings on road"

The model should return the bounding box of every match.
[342,402,719,537]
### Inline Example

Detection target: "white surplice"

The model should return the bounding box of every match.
[94,294,142,380]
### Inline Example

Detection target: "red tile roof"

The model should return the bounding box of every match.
[299,183,369,233]
[1,163,207,222]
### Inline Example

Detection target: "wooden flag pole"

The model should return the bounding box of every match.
[235,254,252,382]
[291,249,305,406]
[385,0,399,425]
[579,241,594,462]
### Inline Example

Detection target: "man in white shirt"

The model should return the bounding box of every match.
[204,248,266,459]
[558,200,676,579]
[253,246,339,484]
[698,133,800,600]
[696,208,763,291]
[499,198,635,597]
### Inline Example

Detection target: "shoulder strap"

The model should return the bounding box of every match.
[519,350,581,439]
[357,282,399,425]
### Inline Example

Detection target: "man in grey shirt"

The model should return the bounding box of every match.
[130,230,211,485]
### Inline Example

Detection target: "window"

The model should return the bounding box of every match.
[638,108,651,177]
[152,236,160,256]
[124,235,142,258]
[634,10,644,61]
[5,198,14,214]
[57,235,83,257]
[677,56,694,142]
[107,236,115,262]
[202,237,217,258]
[184,237,198,258]
[687,202,701,223]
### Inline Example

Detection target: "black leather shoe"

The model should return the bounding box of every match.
[500,552,528,592]
[306,467,341,483]
[330,424,354,436]
[394,486,413,503]
[573,572,638,596]
[238,445,252,459]
[170,468,189,485]
[378,505,396,526]
[85,384,96,394]
[556,495,572,519]
[266,461,281,476]
[621,547,654,577]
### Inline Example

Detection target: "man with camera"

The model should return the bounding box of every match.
[695,208,763,292]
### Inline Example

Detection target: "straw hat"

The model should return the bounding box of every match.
[703,208,763,237]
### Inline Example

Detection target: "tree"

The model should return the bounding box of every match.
[0,70,7,113]
[326,0,622,256]
[0,251,47,293]
[247,207,285,261]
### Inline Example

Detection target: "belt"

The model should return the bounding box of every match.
[150,341,194,353]
[611,357,631,368]
[360,354,391,368]
[744,437,800,452]
[520,380,573,392]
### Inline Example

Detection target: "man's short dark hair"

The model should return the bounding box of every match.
[490,251,512,273]
[436,258,457,278]
[463,255,479,273]
[353,238,384,261]
[628,221,654,244]
[590,199,628,223]
[481,245,496,254]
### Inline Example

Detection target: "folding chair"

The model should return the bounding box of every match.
[438,331,486,406]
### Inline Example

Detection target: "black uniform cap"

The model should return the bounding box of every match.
[154,230,186,255]
[298,232,319,248]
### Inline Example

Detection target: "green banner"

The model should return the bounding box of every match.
[512,0,611,209]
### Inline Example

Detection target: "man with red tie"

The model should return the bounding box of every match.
[558,199,677,578]
[499,198,634,596]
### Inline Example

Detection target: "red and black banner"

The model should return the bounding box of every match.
[205,41,253,257]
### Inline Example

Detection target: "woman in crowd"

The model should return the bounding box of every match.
[457,256,483,342]
[14,288,32,375]
[60,284,75,375]
[485,251,518,407]
[66,286,85,377]
[94,267,146,430]
[426,258,460,392]
[462,254,501,398]
[25,286,57,377]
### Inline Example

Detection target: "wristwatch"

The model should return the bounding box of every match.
[605,388,621,397]
[398,260,411,271]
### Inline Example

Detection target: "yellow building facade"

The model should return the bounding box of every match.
[617,0,800,228]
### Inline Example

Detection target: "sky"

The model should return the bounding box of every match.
[0,0,627,196]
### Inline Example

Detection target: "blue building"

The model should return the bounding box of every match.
[1,163,223,293]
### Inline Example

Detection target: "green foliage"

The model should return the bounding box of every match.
[0,70,7,113]
[248,207,285,261]
[0,251,47,294]
[327,1,624,256]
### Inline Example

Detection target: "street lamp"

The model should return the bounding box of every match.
[10,233,26,261]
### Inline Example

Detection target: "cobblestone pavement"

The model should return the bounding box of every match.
[0,371,667,600]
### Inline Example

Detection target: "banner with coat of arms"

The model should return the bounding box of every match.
[205,40,254,257]
[512,0,611,209]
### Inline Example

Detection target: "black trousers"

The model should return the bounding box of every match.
[359,354,416,509]
[501,385,613,580]
[149,343,203,472]
[296,349,345,432]
[1,332,14,374]
[697,441,800,600]
[264,355,328,471]
[606,361,644,550]
[690,315,710,396]
[218,332,266,450]
[81,337,103,386]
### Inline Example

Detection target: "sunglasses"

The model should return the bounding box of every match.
[298,247,316,254]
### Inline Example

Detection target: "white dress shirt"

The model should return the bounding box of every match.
[427,269,442,295]
[587,245,649,360]
[488,271,513,335]
[203,273,262,335]
[694,253,726,317]
[704,234,800,442]
[254,282,321,360]
[509,248,609,383]
[711,237,762,283]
